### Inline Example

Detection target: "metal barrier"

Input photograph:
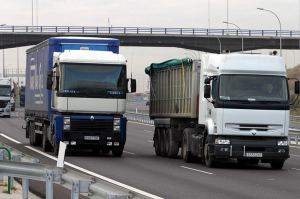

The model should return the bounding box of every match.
[0,142,157,199]
[125,112,154,125]
[0,25,300,38]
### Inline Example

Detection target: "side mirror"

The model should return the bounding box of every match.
[131,79,137,93]
[47,71,53,90]
[295,81,300,94]
[204,85,211,98]
[204,77,211,84]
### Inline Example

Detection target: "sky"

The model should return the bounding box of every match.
[1,0,300,92]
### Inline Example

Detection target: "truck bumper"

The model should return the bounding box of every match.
[207,135,289,161]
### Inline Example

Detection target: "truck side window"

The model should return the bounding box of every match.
[212,78,217,100]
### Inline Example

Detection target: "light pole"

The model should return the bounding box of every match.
[1,24,6,78]
[257,8,282,56]
[226,0,229,30]
[223,21,244,53]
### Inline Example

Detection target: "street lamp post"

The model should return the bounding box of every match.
[1,24,6,78]
[257,8,282,56]
[223,21,244,53]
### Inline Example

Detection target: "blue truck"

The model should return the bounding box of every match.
[25,37,136,156]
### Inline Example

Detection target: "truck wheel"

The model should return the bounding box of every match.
[203,136,215,168]
[101,147,111,154]
[165,128,179,158]
[160,128,167,157]
[270,160,285,169]
[42,125,52,152]
[182,131,192,163]
[29,122,38,146]
[112,145,124,157]
[154,128,161,156]
[52,135,59,156]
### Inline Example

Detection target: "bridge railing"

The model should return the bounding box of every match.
[1,25,300,37]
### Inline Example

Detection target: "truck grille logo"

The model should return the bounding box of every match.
[90,116,94,120]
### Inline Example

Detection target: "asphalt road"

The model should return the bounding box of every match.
[0,110,300,199]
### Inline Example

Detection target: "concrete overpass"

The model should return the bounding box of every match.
[0,26,300,53]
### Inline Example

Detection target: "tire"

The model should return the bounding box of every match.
[29,122,38,146]
[270,160,285,170]
[52,135,59,156]
[154,128,161,156]
[165,128,179,158]
[160,128,167,157]
[42,125,52,152]
[112,145,124,157]
[203,136,215,168]
[182,130,192,163]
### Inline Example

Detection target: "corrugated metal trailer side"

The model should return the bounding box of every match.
[149,60,200,118]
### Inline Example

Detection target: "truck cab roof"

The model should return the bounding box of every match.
[202,53,286,76]
[58,50,127,65]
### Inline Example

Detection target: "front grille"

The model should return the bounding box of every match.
[239,124,269,131]
[70,119,113,132]
[0,100,8,108]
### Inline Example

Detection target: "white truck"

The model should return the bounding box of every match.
[145,53,299,169]
[0,78,12,118]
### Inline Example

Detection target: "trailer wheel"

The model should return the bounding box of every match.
[42,125,52,152]
[160,128,167,157]
[182,130,192,163]
[112,145,124,157]
[154,128,161,156]
[270,160,285,169]
[203,136,215,168]
[165,128,179,158]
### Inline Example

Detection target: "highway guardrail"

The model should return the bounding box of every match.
[0,25,300,38]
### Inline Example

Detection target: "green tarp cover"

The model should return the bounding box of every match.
[145,58,193,75]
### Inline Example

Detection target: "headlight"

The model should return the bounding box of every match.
[215,138,230,145]
[113,126,120,131]
[64,117,70,130]
[114,118,120,126]
[277,140,288,146]
[64,117,70,125]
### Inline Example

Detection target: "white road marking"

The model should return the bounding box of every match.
[290,145,300,149]
[128,121,154,127]
[291,168,300,171]
[0,133,21,144]
[123,150,136,155]
[290,154,300,157]
[180,166,214,175]
[148,140,154,143]
[25,146,162,199]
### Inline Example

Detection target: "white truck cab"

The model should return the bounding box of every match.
[0,78,12,118]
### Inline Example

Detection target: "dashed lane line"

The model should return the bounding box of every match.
[180,166,214,175]
[123,150,136,155]
[291,168,300,171]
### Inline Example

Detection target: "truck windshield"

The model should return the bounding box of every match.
[60,63,126,98]
[219,75,288,102]
[0,86,11,97]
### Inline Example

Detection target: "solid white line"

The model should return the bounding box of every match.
[128,121,154,127]
[25,146,162,199]
[290,145,300,149]
[180,166,214,175]
[290,154,300,157]
[0,133,21,144]
[123,150,136,155]
[291,168,300,171]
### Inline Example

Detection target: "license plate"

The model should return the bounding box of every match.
[245,152,263,157]
[84,136,100,141]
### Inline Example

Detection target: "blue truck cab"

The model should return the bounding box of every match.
[25,37,136,156]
